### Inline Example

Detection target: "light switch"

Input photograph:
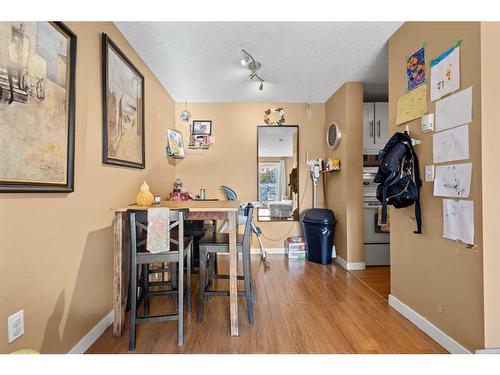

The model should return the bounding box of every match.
[8,310,24,343]
[421,113,434,133]
[425,165,435,182]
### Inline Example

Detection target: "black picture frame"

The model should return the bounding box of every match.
[0,22,77,193]
[101,33,145,169]
[192,120,212,135]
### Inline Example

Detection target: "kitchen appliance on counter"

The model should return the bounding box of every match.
[363,167,390,265]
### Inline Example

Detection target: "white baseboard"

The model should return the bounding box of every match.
[388,294,471,354]
[334,255,366,271]
[251,247,286,255]
[68,310,113,354]
[475,348,500,354]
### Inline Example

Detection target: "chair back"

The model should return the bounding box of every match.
[242,204,255,251]
[221,185,238,201]
[128,209,188,254]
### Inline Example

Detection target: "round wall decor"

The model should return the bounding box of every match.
[264,107,285,125]
[327,121,342,150]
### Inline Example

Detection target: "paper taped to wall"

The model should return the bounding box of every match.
[443,199,474,245]
[430,43,460,102]
[396,83,427,125]
[434,163,472,198]
[433,124,469,163]
[435,87,472,132]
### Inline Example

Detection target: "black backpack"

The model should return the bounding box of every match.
[374,131,422,234]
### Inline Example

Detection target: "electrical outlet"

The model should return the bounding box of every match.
[8,310,24,343]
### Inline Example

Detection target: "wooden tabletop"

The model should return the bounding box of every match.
[115,200,240,212]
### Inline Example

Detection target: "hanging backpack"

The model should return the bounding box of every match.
[374,131,422,234]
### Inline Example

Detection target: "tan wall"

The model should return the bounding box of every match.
[388,22,484,351]
[0,22,176,353]
[324,83,364,262]
[173,103,326,248]
[480,22,500,349]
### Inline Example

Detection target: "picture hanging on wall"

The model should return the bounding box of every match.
[166,129,186,158]
[406,47,425,91]
[102,33,145,169]
[0,22,77,193]
[192,120,212,135]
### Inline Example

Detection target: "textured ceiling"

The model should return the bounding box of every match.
[115,22,402,103]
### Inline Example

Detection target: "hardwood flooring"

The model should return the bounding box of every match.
[350,266,391,300]
[87,255,446,354]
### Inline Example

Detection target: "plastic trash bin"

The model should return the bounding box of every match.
[301,208,336,265]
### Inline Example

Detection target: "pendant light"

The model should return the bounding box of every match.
[180,101,191,123]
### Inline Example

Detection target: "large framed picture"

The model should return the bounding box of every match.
[0,22,77,193]
[102,33,145,169]
[192,120,212,135]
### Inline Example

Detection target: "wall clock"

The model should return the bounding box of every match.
[327,121,342,150]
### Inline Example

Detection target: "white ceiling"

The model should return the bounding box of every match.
[115,22,402,103]
[258,127,297,157]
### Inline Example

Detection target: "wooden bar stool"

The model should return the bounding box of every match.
[197,204,255,324]
[128,209,192,350]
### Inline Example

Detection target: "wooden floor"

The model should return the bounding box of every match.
[87,255,446,354]
[350,266,391,300]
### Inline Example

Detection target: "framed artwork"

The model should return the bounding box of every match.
[166,129,186,159]
[192,120,212,135]
[102,33,145,168]
[0,22,77,193]
[406,47,425,91]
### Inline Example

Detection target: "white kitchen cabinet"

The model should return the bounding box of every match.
[363,102,388,154]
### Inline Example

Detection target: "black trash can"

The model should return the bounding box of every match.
[301,209,336,265]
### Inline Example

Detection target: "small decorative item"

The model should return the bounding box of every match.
[180,102,191,123]
[200,187,206,200]
[102,33,145,169]
[327,121,342,150]
[136,181,154,206]
[192,120,212,135]
[0,22,77,193]
[173,178,183,192]
[407,47,425,91]
[189,135,210,149]
[153,195,161,204]
[264,108,285,125]
[166,129,186,158]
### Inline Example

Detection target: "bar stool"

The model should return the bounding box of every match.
[197,204,255,324]
[128,209,192,350]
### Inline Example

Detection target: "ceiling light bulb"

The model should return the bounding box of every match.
[241,58,247,66]
[259,81,264,91]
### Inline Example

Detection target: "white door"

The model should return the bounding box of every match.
[363,102,376,152]
[374,102,389,151]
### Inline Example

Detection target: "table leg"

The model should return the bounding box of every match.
[228,210,239,336]
[113,211,124,337]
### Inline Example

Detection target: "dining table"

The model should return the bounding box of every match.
[112,200,240,337]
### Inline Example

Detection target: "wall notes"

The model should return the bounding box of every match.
[396,83,427,125]
[430,42,461,102]
[443,199,474,245]
[435,87,472,132]
[433,163,472,198]
[433,124,469,163]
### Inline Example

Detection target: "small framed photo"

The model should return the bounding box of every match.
[166,129,186,159]
[192,120,212,135]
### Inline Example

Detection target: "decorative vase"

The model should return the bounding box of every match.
[136,181,154,206]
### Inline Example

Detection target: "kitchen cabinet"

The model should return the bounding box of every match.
[363,102,389,154]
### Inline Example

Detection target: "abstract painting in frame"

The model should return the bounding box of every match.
[0,22,76,192]
[102,33,145,169]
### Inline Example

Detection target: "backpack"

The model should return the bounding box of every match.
[374,131,422,234]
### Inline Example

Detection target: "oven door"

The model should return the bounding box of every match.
[364,202,390,244]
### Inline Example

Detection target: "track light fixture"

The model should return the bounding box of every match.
[241,49,265,91]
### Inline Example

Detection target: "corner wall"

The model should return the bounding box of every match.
[324,83,364,263]
[173,103,326,249]
[0,22,176,353]
[388,22,484,351]
[480,22,500,349]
